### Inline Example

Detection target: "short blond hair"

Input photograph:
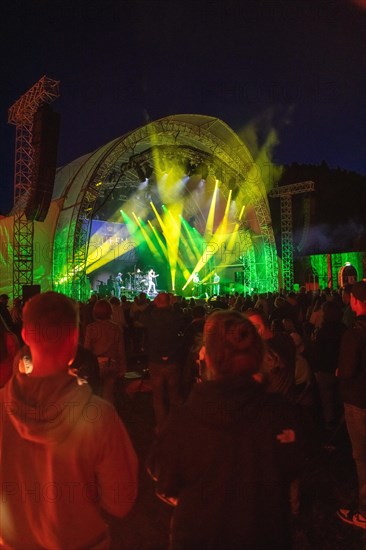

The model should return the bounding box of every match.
[92,299,112,320]
[22,291,78,348]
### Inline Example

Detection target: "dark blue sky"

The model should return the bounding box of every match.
[1,0,365,214]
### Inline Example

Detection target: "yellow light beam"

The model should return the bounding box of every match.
[164,204,185,290]
[148,220,169,258]
[148,216,191,281]
[87,211,143,272]
[132,212,160,255]
[86,236,138,273]
[181,219,202,260]
[204,178,219,238]
[225,223,241,258]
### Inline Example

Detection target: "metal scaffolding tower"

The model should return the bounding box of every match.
[8,76,60,298]
[269,180,315,291]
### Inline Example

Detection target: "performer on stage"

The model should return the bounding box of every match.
[107,275,115,297]
[213,272,220,295]
[147,269,159,295]
[192,272,201,296]
[115,272,123,298]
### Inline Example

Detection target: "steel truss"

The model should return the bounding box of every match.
[332,253,343,288]
[8,76,60,298]
[269,181,314,291]
[59,117,278,298]
[238,229,257,290]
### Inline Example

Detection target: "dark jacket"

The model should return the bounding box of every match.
[141,305,184,362]
[148,377,307,550]
[264,332,297,399]
[311,320,346,374]
[0,303,14,331]
[338,315,366,408]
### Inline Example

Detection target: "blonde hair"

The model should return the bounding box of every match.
[22,291,78,348]
[204,310,263,379]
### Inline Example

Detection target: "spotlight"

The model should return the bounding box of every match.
[135,164,146,182]
[107,169,117,181]
[186,161,197,176]
[230,177,240,200]
[197,163,209,179]
[145,164,153,179]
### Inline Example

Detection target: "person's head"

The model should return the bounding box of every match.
[287,292,298,306]
[282,318,296,333]
[350,281,366,316]
[202,310,263,381]
[192,305,206,319]
[271,318,284,333]
[244,308,269,338]
[109,296,120,306]
[153,292,170,309]
[93,299,112,320]
[274,296,286,309]
[89,294,98,305]
[22,292,79,371]
[0,294,9,305]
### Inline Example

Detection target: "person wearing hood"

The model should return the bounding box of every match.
[140,292,184,431]
[0,315,19,388]
[337,281,366,529]
[147,310,306,550]
[0,291,138,550]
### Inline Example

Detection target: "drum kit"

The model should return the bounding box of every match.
[126,270,150,292]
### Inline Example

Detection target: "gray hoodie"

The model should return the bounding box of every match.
[0,370,138,550]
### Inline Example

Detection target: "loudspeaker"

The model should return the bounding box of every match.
[22,284,41,304]
[234,271,244,284]
[25,104,61,222]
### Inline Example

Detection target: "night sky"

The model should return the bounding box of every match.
[1,0,365,214]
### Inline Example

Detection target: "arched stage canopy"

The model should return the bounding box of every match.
[1,114,279,299]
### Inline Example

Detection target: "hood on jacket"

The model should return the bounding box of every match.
[2,370,93,445]
[185,377,267,428]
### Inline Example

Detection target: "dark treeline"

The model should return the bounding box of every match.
[269,162,366,255]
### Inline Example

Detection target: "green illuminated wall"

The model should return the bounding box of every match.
[309,252,364,288]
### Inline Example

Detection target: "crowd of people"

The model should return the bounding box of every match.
[1,281,366,548]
